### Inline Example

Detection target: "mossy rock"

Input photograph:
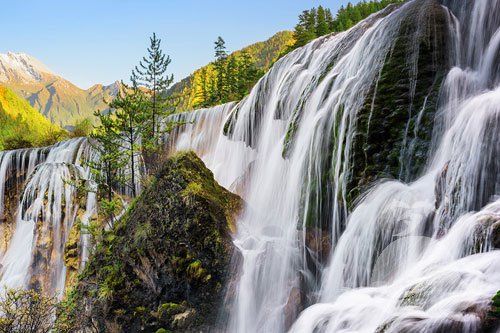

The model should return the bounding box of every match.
[64,219,81,271]
[66,151,242,332]
[347,0,451,207]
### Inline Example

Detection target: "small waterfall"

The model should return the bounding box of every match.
[0,138,97,297]
[164,102,254,192]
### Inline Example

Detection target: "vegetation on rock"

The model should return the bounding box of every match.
[58,151,241,332]
[347,0,451,205]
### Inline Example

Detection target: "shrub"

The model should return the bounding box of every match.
[0,288,56,333]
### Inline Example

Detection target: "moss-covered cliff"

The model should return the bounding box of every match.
[60,151,241,332]
[347,0,451,204]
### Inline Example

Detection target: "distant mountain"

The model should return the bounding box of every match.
[0,86,62,150]
[167,31,295,111]
[0,52,118,127]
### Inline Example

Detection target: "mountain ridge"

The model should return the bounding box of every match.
[0,52,118,127]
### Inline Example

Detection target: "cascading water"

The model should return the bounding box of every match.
[0,138,97,297]
[163,102,254,191]
[0,0,497,331]
[289,0,500,330]
[164,0,500,332]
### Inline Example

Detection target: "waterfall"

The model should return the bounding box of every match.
[291,0,500,331]
[164,102,255,192]
[0,0,497,330]
[0,138,97,297]
[164,0,499,332]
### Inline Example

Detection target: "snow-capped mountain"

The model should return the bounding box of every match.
[0,52,54,83]
[0,52,118,127]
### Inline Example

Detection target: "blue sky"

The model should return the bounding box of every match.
[0,0,352,89]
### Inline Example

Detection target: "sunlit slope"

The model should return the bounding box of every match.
[0,86,62,150]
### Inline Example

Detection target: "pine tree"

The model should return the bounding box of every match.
[107,83,148,198]
[194,67,211,108]
[293,10,317,48]
[351,6,363,23]
[90,110,127,204]
[316,6,329,36]
[88,107,129,224]
[225,55,238,101]
[90,83,147,200]
[132,33,174,143]
[213,36,228,104]
[237,51,259,97]
[306,8,317,33]
[325,8,335,32]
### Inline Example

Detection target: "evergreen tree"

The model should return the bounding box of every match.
[289,1,404,54]
[351,5,363,23]
[132,33,174,143]
[90,83,147,201]
[225,55,239,101]
[90,116,121,202]
[89,109,128,221]
[194,67,212,108]
[107,83,148,198]
[293,10,317,48]
[316,6,329,36]
[213,36,228,103]
[306,8,317,33]
[325,8,335,32]
[237,51,260,97]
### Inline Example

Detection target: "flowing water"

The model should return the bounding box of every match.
[0,138,97,297]
[165,0,500,332]
[0,0,498,331]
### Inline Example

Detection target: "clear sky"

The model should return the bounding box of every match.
[0,0,352,89]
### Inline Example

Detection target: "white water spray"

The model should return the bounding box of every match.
[164,0,500,332]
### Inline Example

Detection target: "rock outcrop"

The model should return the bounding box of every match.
[61,151,241,332]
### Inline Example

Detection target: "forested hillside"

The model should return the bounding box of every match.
[0,86,64,150]
[289,0,405,49]
[168,0,406,112]
[167,31,294,111]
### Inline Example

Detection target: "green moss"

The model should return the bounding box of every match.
[64,220,81,270]
[181,182,203,198]
[64,151,242,332]
[187,260,209,281]
[155,329,171,333]
[346,0,450,207]
[490,291,500,318]
[134,306,147,316]
[158,303,184,317]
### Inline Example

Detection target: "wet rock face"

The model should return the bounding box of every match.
[347,0,452,206]
[72,151,242,332]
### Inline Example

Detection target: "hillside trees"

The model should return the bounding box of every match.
[290,0,405,50]
[168,31,293,111]
[192,37,263,108]
[0,86,66,150]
